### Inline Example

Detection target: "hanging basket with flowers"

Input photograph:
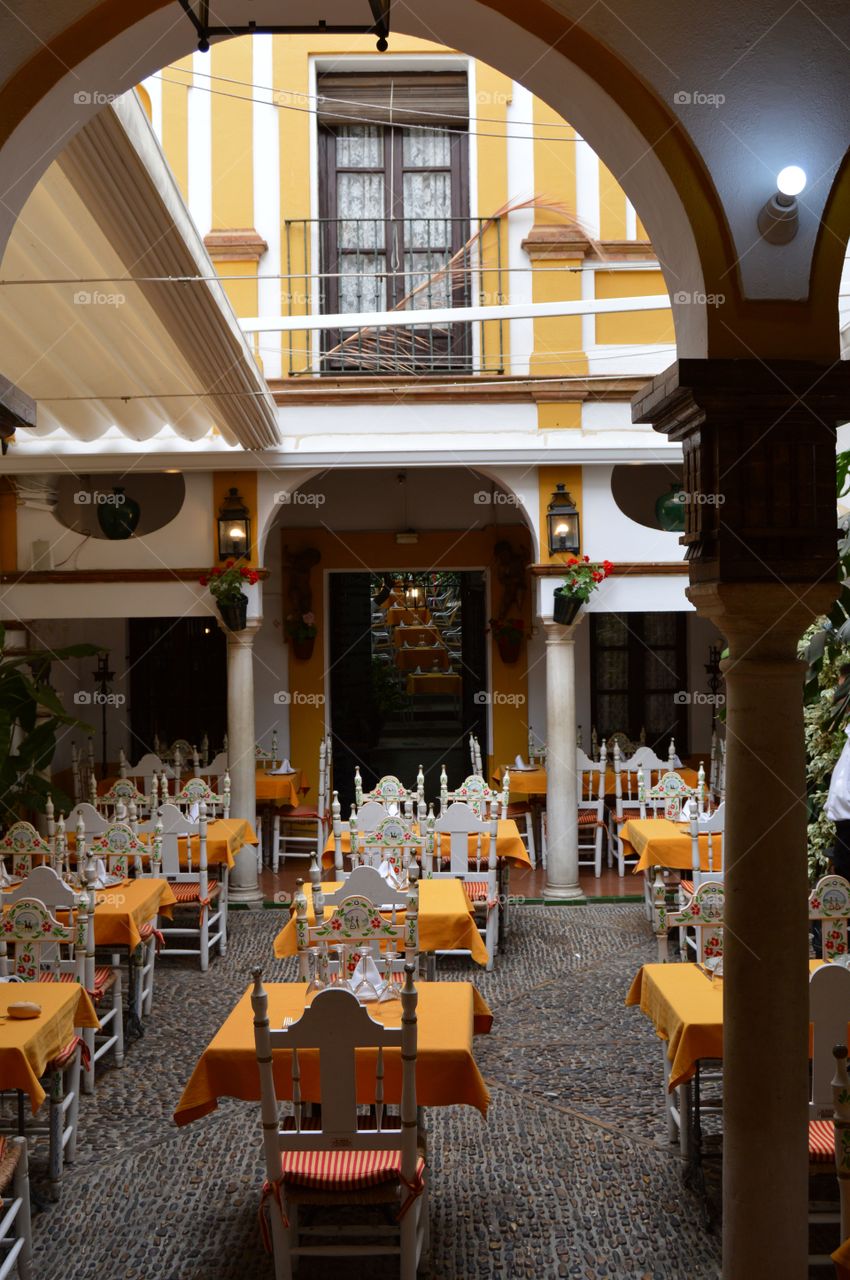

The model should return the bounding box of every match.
[553,556,614,624]
[489,616,529,664]
[200,561,259,632]
[285,612,318,660]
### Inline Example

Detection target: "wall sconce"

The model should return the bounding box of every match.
[757,166,806,244]
[547,484,580,555]
[217,487,251,560]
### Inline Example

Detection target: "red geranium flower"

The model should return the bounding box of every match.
[199,575,208,586]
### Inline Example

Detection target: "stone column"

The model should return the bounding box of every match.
[221,618,262,905]
[633,357,848,1280]
[543,617,586,901]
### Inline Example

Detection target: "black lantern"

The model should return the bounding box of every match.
[217,487,251,560]
[547,484,580,556]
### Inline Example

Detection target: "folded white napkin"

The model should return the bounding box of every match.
[189,802,200,822]
[90,857,109,889]
[0,860,9,887]
[349,952,388,1002]
[267,759,296,775]
[378,858,401,885]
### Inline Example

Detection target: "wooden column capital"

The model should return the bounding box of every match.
[632,359,850,587]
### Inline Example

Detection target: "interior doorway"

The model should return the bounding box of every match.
[327,569,487,808]
[128,617,227,757]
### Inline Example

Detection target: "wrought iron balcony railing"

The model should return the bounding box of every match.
[280,216,505,377]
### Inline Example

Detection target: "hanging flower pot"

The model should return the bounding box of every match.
[553,593,583,626]
[495,633,522,664]
[217,593,248,632]
[292,634,316,661]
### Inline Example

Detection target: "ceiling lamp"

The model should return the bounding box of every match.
[758,166,807,245]
[178,1,392,52]
[217,486,251,560]
[547,484,581,556]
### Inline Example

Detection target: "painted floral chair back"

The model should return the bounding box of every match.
[0,883,85,983]
[172,775,230,820]
[640,768,700,820]
[89,821,146,878]
[665,880,725,965]
[440,771,507,820]
[293,873,419,983]
[360,814,424,877]
[97,777,150,820]
[0,821,51,880]
[809,874,850,962]
[355,770,415,817]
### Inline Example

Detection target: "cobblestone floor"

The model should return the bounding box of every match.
[23,905,722,1280]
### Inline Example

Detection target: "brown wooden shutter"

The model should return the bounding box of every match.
[316,72,469,127]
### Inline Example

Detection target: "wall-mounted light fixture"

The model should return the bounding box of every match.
[547,484,581,556]
[217,487,251,560]
[758,166,806,244]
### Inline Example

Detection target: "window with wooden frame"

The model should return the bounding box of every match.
[590,612,688,754]
[317,72,470,374]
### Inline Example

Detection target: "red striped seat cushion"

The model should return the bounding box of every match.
[40,966,113,1000]
[280,1149,425,1192]
[577,810,602,826]
[506,803,531,817]
[46,1035,83,1073]
[809,1119,835,1162]
[615,808,641,823]
[280,806,320,819]
[679,879,695,896]
[171,880,221,903]
[463,879,489,903]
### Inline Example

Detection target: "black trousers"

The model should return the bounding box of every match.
[833,820,850,881]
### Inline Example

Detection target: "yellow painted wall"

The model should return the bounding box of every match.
[283,526,533,798]
[212,472,259,567]
[160,57,191,201]
[599,161,626,240]
[537,465,584,567]
[473,63,511,373]
[210,39,254,229]
[595,269,674,345]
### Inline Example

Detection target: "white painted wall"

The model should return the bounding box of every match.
[581,463,685,565]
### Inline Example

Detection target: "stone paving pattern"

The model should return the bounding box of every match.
[22,904,722,1279]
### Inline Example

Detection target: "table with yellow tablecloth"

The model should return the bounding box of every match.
[273,878,489,965]
[174,980,492,1126]
[89,878,177,950]
[255,770,303,807]
[393,625,440,648]
[626,959,830,1092]
[385,606,431,626]
[65,818,256,871]
[0,983,99,1112]
[323,819,531,871]
[394,646,449,673]
[619,817,723,875]
[406,672,462,696]
[493,766,700,798]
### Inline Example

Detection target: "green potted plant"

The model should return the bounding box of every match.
[285,611,318,661]
[553,556,614,625]
[200,560,259,631]
[489,616,529,664]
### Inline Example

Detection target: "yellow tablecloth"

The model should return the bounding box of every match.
[183,818,258,870]
[394,647,449,673]
[323,819,530,871]
[494,766,700,799]
[406,673,462,696]
[273,878,489,965]
[174,980,493,1126]
[0,983,99,1112]
[385,606,430,626]
[619,817,723,874]
[393,626,440,647]
[627,960,831,1091]
[255,770,303,807]
[90,878,177,950]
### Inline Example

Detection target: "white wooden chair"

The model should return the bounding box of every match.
[251,966,427,1280]
[126,752,174,796]
[709,734,726,804]
[95,776,151,820]
[171,774,230,820]
[355,768,422,819]
[272,736,331,870]
[357,814,425,882]
[0,892,86,1196]
[439,769,507,820]
[428,801,498,970]
[656,879,725,964]
[293,870,419,985]
[468,733,483,778]
[575,744,607,877]
[0,822,51,880]
[609,742,648,875]
[200,750,229,780]
[70,740,96,807]
[145,802,226,970]
[639,766,701,821]
[675,800,725,958]
[0,1136,33,1279]
[807,964,850,1263]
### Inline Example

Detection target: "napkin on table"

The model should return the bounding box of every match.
[349,951,388,1001]
[267,759,296,775]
